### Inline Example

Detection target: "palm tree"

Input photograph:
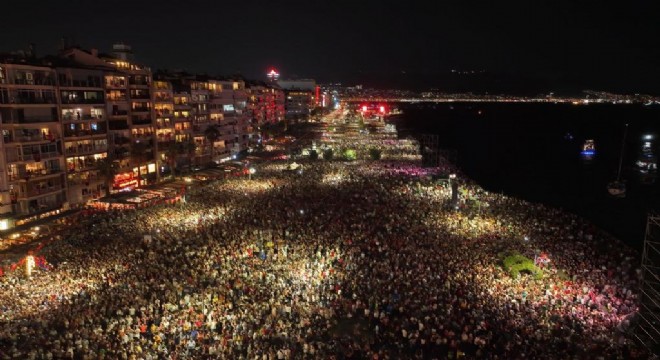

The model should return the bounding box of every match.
[180,137,197,173]
[162,140,179,178]
[97,157,118,195]
[130,140,149,186]
[204,125,221,164]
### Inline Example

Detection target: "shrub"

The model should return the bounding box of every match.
[369,148,382,160]
[343,149,357,161]
[502,252,543,280]
[323,148,334,160]
[309,150,319,160]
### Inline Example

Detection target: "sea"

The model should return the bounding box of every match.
[391,102,660,253]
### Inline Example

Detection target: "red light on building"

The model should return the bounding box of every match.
[315,86,320,106]
[267,68,280,82]
[113,172,138,190]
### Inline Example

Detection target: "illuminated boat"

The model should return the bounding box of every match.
[607,124,628,198]
[636,134,657,173]
[581,139,595,158]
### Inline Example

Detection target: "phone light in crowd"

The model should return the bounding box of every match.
[524,236,530,241]
[362,105,368,112]
[379,105,385,113]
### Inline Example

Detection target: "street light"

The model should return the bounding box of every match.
[249,167,256,180]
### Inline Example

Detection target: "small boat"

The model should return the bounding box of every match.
[607,124,628,198]
[581,139,595,158]
[607,181,626,197]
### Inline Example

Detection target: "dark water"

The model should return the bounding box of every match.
[393,102,660,253]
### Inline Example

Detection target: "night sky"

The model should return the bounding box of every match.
[1,0,658,94]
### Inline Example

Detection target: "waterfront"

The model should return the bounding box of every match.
[394,102,660,251]
[0,113,646,358]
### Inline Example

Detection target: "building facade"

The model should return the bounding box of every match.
[0,45,257,231]
[0,60,67,229]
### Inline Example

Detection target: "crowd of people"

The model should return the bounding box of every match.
[0,118,647,359]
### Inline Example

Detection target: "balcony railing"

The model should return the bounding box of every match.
[0,97,57,104]
[5,150,62,163]
[62,114,104,121]
[21,186,64,199]
[131,107,151,113]
[65,144,108,156]
[154,95,173,102]
[60,80,102,88]
[132,118,152,126]
[68,159,102,172]
[110,109,129,116]
[9,168,63,181]
[60,97,104,105]
[3,133,59,144]
[105,81,126,88]
[12,78,56,86]
[63,129,107,138]
[129,80,150,86]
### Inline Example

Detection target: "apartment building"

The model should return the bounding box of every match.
[0,44,264,231]
[156,72,250,166]
[246,81,285,142]
[61,44,158,191]
[57,65,108,204]
[0,58,67,228]
[277,79,316,120]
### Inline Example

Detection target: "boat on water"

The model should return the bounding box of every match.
[581,139,595,159]
[636,134,657,173]
[607,124,628,198]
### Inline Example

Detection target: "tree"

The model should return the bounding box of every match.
[369,148,382,160]
[180,138,197,173]
[343,149,357,161]
[130,140,150,186]
[165,141,180,178]
[97,157,118,195]
[309,149,319,160]
[204,125,221,164]
[323,148,334,161]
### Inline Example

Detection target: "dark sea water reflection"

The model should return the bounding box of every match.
[395,102,660,252]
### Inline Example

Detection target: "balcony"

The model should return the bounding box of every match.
[105,81,126,88]
[65,144,108,156]
[155,110,173,117]
[63,129,107,138]
[109,109,129,117]
[22,186,65,199]
[106,95,127,101]
[3,132,59,144]
[62,114,104,122]
[132,117,152,126]
[12,78,56,86]
[131,107,151,113]
[0,115,58,124]
[5,150,62,163]
[61,97,104,105]
[154,95,172,102]
[68,159,102,173]
[1,96,56,105]
[130,93,151,100]
[60,79,102,88]
[128,80,150,87]
[9,168,63,182]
